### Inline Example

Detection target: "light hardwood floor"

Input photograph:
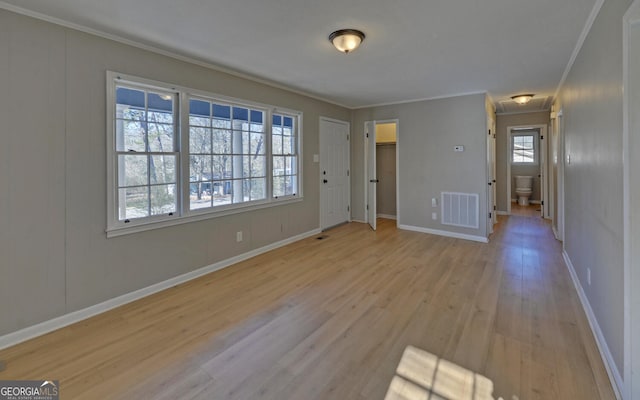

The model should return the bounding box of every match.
[510,203,543,218]
[0,215,615,399]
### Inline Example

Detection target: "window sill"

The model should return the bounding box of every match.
[106,196,303,238]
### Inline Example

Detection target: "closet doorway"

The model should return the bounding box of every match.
[364,120,398,230]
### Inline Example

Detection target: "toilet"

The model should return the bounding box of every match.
[515,176,533,206]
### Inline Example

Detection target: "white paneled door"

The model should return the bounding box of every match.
[320,118,350,230]
[365,121,377,230]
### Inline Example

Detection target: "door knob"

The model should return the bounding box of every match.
[370,179,379,183]
[323,179,328,183]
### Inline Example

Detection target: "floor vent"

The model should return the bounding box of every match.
[316,235,328,240]
[441,192,479,229]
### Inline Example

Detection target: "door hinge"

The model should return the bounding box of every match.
[347,169,350,176]
[347,205,350,212]
[541,135,544,139]
[493,134,496,139]
[366,133,369,138]
[366,204,369,210]
[488,130,491,136]
[494,205,497,210]
[542,201,544,205]
[489,212,492,219]
[347,134,350,140]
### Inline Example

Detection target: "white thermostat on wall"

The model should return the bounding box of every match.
[454,145,464,152]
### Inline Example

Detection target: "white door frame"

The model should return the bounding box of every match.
[551,109,565,241]
[624,2,640,398]
[506,124,548,215]
[487,118,497,235]
[549,112,556,225]
[364,119,400,227]
[319,116,351,230]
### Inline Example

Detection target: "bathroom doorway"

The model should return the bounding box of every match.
[506,124,548,217]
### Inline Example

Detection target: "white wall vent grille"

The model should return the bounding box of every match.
[441,192,479,229]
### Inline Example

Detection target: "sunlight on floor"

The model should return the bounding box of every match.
[385,346,518,400]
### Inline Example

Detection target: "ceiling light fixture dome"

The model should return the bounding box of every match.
[511,94,535,105]
[329,29,365,54]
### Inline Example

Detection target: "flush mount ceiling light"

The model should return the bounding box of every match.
[329,29,365,54]
[511,94,535,105]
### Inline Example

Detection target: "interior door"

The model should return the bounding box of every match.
[491,122,497,224]
[320,118,350,230]
[540,132,545,218]
[366,121,377,230]
[487,122,497,234]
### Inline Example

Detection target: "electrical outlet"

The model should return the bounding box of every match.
[587,268,591,286]
[432,198,438,207]
[236,231,243,242]
[432,212,438,220]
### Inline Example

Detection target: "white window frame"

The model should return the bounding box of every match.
[271,110,302,200]
[184,94,272,215]
[511,133,538,164]
[106,72,303,237]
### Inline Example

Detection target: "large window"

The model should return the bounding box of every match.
[512,134,536,164]
[107,72,302,236]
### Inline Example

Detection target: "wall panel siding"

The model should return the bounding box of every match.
[352,94,487,238]
[0,13,67,333]
[557,0,632,376]
[0,9,350,336]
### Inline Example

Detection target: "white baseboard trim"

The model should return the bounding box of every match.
[552,226,561,241]
[0,228,321,351]
[398,224,488,243]
[377,214,397,220]
[351,219,366,224]
[562,250,623,399]
[496,211,509,216]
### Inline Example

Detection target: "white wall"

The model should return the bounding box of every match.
[0,9,350,336]
[556,0,632,386]
[352,93,488,239]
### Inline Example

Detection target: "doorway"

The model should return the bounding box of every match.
[319,117,350,230]
[364,120,399,231]
[550,108,565,240]
[506,124,548,217]
[487,118,497,234]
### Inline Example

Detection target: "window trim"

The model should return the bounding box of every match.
[511,132,538,165]
[106,72,303,238]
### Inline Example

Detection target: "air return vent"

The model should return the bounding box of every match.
[441,192,479,229]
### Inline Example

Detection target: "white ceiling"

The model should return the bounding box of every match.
[0,0,597,110]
